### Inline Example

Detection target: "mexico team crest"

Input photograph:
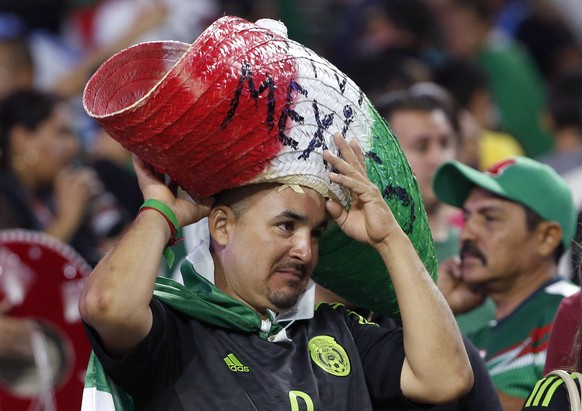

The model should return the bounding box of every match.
[308,336,350,377]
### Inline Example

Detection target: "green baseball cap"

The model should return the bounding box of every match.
[433,157,576,249]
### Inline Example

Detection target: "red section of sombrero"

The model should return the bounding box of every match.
[84,16,298,199]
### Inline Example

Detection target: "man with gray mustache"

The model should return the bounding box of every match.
[434,157,580,411]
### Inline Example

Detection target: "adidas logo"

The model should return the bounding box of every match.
[224,353,250,372]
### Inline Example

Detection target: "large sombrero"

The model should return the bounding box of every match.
[83,16,436,317]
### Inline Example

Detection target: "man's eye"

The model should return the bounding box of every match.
[415,142,429,153]
[278,222,294,232]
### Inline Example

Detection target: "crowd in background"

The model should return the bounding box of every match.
[1,0,582,410]
[1,0,581,276]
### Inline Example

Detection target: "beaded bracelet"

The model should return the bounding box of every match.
[139,199,181,266]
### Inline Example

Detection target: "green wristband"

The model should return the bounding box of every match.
[139,199,179,232]
[139,199,181,267]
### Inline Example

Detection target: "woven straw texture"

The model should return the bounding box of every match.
[83,16,436,316]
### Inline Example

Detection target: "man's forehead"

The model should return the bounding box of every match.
[392,111,454,139]
[272,185,327,216]
[464,187,521,211]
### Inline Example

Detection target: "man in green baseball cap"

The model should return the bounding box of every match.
[433,156,579,411]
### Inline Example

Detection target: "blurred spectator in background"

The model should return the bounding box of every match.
[0,89,128,266]
[512,0,582,82]
[538,71,582,176]
[432,0,553,158]
[433,58,524,170]
[376,85,460,263]
[495,0,582,76]
[87,0,219,47]
[537,70,582,282]
[0,35,34,101]
[546,0,582,47]
[88,127,143,219]
[377,82,497,336]
[0,0,219,98]
[0,0,221,154]
[0,0,69,35]
[340,0,438,102]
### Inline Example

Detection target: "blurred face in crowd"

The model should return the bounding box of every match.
[210,184,328,316]
[459,188,542,292]
[12,103,79,188]
[437,3,488,58]
[0,40,34,101]
[389,108,456,213]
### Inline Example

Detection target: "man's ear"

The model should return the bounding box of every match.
[208,206,234,247]
[536,221,563,257]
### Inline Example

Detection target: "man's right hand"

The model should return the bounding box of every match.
[437,256,486,315]
[132,155,214,228]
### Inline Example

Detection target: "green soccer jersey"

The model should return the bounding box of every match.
[467,278,579,400]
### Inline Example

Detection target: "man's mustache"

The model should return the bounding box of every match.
[460,242,487,266]
[273,261,307,278]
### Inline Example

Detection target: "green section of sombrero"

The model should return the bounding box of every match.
[312,108,437,318]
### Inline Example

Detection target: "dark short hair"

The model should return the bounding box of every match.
[375,84,459,135]
[213,183,279,218]
[433,58,490,108]
[382,0,436,49]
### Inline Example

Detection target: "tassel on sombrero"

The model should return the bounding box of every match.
[83,16,436,317]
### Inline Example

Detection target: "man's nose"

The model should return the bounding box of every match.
[459,216,477,242]
[289,232,313,262]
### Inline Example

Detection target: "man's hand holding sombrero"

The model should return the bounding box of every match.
[132,155,214,230]
[325,132,473,402]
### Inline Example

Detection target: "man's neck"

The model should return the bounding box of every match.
[488,264,557,320]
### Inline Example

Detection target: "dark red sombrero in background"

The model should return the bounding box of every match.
[0,229,92,411]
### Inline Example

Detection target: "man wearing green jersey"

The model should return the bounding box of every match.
[434,157,579,411]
